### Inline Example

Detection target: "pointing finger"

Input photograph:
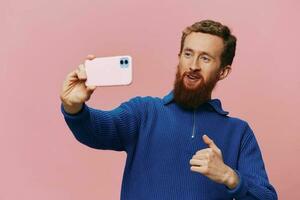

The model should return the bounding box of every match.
[202,134,220,152]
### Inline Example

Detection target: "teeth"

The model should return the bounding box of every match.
[188,75,199,79]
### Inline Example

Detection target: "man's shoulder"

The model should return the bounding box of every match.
[225,115,251,129]
[126,94,165,105]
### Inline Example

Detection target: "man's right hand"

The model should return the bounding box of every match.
[60,54,97,114]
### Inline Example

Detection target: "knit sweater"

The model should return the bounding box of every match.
[61,91,277,200]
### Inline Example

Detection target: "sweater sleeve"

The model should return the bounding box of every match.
[60,97,143,152]
[226,124,278,200]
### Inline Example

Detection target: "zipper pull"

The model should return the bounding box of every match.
[191,109,196,138]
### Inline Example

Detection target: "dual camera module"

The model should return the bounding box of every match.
[119,57,129,68]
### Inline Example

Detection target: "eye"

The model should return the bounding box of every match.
[184,52,192,58]
[201,56,210,63]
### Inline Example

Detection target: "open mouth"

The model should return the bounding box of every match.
[186,74,201,80]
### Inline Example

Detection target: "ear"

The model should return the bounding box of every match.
[218,65,231,81]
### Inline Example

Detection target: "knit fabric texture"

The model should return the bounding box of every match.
[61,91,277,200]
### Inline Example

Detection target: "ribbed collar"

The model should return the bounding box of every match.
[162,90,229,116]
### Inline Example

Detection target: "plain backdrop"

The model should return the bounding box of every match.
[1,0,299,199]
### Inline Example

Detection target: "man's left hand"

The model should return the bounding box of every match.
[189,134,239,189]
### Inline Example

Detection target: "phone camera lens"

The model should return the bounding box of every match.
[120,60,124,65]
[124,59,128,64]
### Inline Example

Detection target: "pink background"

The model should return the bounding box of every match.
[1,0,299,199]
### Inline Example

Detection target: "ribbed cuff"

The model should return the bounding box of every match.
[60,103,89,120]
[226,170,248,198]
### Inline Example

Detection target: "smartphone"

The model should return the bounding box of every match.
[84,55,132,86]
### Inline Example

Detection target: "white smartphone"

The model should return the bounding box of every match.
[84,55,132,86]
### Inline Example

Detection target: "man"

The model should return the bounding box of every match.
[60,20,277,199]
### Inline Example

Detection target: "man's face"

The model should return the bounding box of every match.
[173,32,227,110]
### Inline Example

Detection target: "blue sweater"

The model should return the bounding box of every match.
[61,91,277,200]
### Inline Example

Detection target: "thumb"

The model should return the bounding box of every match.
[202,134,220,151]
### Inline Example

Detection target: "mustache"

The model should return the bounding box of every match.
[183,71,203,79]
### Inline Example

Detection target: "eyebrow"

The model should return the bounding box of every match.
[183,47,215,59]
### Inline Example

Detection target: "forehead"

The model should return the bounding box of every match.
[183,32,224,57]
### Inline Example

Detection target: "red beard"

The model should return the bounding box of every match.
[173,65,219,110]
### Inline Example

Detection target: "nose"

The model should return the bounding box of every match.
[189,58,200,71]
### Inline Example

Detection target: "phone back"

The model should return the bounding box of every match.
[85,55,132,86]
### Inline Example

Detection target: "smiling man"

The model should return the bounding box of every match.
[60,20,278,199]
[174,29,231,110]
